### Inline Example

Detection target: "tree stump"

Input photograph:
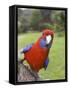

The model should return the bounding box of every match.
[18,61,40,82]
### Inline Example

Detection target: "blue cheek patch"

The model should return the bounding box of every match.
[40,39,46,48]
[40,39,52,48]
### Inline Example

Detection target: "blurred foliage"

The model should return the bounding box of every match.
[30,10,43,31]
[51,11,65,32]
[40,23,54,30]
[18,17,29,33]
[18,9,65,36]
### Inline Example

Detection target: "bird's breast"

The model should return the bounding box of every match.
[24,43,49,72]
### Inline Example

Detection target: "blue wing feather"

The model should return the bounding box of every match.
[20,43,33,53]
[43,58,49,70]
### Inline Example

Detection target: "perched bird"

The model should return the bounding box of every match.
[20,29,54,72]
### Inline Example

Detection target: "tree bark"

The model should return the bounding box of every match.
[18,61,40,82]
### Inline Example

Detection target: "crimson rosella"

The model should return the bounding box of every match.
[20,29,54,72]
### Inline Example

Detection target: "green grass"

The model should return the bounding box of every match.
[18,32,65,80]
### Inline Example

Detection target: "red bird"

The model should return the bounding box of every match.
[20,29,54,72]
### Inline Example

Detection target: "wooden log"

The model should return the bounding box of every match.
[18,61,40,82]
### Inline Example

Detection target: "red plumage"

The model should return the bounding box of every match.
[24,29,54,72]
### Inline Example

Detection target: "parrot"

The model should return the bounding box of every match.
[20,29,54,72]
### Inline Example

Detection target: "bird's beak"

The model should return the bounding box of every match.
[46,35,52,45]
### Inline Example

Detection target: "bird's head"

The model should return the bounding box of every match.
[40,29,54,48]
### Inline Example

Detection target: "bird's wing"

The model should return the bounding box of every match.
[20,43,33,53]
[43,58,49,70]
